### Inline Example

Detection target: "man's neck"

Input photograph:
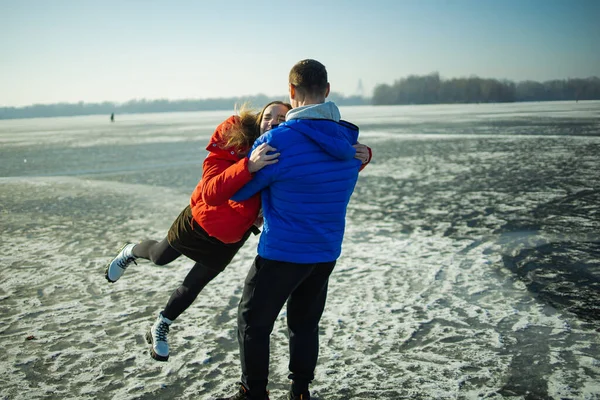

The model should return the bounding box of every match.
[293,99,325,108]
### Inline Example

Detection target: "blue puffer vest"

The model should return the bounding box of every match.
[231,102,361,263]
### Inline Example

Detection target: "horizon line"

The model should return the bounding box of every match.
[3,74,599,109]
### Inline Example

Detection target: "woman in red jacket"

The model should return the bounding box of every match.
[105,100,291,361]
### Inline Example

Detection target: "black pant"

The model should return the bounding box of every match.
[237,255,336,396]
[133,236,245,321]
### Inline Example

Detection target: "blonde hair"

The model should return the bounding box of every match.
[224,100,292,155]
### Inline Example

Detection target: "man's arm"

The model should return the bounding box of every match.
[231,162,276,201]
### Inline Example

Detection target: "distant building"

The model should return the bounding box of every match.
[355,79,365,98]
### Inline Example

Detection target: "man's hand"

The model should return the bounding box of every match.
[353,143,370,164]
[248,143,280,173]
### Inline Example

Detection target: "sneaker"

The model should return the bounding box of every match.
[215,383,269,400]
[145,313,172,361]
[287,392,310,400]
[105,243,137,283]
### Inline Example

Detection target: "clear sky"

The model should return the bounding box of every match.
[1,0,599,107]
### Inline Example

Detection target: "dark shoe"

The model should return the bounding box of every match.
[215,383,269,400]
[288,380,310,400]
[287,391,310,400]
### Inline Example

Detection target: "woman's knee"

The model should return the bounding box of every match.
[150,240,180,265]
[151,252,171,265]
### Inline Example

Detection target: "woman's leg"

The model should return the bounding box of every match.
[107,239,178,283]
[146,222,249,360]
[159,226,250,320]
[132,238,181,266]
[160,262,223,321]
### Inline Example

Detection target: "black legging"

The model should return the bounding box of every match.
[133,238,180,266]
[132,238,224,321]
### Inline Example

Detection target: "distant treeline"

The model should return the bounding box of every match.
[3,75,600,119]
[0,92,367,120]
[373,73,600,105]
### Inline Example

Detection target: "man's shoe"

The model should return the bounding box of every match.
[288,380,310,400]
[145,313,172,361]
[287,390,310,399]
[105,243,137,282]
[215,382,269,400]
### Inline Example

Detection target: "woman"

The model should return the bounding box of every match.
[105,101,291,361]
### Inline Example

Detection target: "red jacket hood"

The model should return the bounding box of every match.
[190,115,260,243]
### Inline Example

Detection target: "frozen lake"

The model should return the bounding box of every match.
[1,101,599,399]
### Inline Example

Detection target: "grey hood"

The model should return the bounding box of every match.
[285,101,341,122]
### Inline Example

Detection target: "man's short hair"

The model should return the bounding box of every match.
[289,59,328,98]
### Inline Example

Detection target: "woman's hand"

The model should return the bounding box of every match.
[353,143,370,164]
[248,143,280,173]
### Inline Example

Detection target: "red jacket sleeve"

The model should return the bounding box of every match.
[358,145,373,172]
[199,153,253,206]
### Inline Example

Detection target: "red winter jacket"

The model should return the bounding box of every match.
[190,116,261,244]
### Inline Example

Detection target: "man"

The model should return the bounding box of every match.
[217,59,369,400]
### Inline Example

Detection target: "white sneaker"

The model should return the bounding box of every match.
[105,243,137,283]
[146,313,172,361]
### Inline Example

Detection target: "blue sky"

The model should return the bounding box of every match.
[1,0,599,107]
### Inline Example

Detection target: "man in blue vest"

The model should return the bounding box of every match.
[218,59,366,400]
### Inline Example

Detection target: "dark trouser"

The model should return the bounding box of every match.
[237,255,336,396]
[132,235,246,321]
